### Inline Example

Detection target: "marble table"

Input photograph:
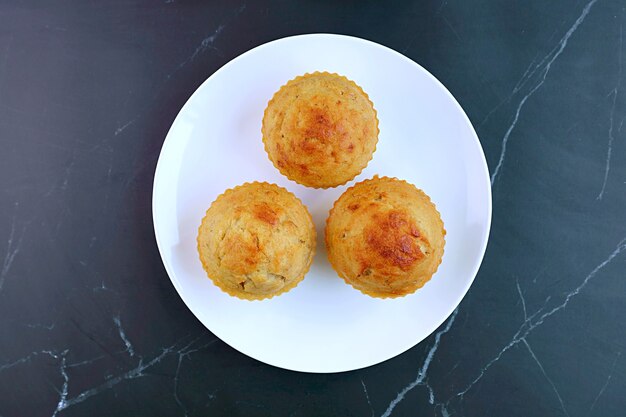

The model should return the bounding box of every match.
[1,1,624,416]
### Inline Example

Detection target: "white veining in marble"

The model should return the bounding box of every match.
[51,336,217,415]
[173,353,189,417]
[0,350,70,416]
[66,353,110,369]
[0,203,25,292]
[0,329,217,415]
[532,238,626,325]
[25,323,56,331]
[92,281,112,293]
[425,381,435,404]
[113,316,136,358]
[52,346,174,415]
[60,153,75,192]
[0,353,36,373]
[523,339,569,417]
[360,378,375,417]
[449,237,626,405]
[441,16,463,43]
[516,278,528,320]
[440,406,452,417]
[490,0,599,186]
[380,309,458,417]
[167,3,246,79]
[532,267,547,284]
[589,350,621,412]
[114,118,136,136]
[597,19,623,200]
[51,351,69,417]
[451,299,549,400]
[172,337,219,416]
[479,28,560,128]
[111,4,247,140]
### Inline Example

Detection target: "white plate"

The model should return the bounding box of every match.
[153,34,491,373]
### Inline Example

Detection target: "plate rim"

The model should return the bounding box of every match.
[152,33,492,373]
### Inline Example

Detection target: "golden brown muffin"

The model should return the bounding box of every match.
[262,72,379,188]
[197,182,316,300]
[325,176,445,298]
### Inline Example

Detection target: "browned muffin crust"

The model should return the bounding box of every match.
[325,176,445,298]
[262,72,379,188]
[197,182,316,300]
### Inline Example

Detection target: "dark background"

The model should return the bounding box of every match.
[1,1,625,416]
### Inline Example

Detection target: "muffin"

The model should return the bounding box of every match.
[325,176,445,298]
[197,182,316,300]
[262,72,379,188]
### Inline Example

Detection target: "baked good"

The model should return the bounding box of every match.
[325,176,445,298]
[262,72,379,188]
[197,182,316,300]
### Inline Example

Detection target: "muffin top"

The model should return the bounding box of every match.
[325,176,445,298]
[197,182,316,300]
[262,72,379,188]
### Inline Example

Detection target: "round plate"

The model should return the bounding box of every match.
[153,34,491,373]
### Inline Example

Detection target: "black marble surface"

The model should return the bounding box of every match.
[1,1,625,416]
